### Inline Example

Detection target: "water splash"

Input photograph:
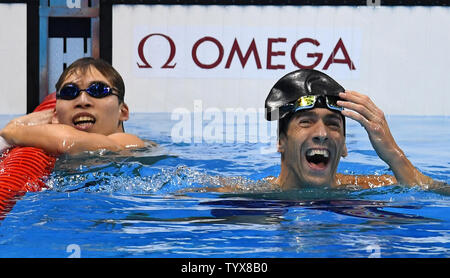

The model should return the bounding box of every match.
[47,159,274,195]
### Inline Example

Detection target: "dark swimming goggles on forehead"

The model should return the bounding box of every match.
[281,95,343,114]
[57,82,120,100]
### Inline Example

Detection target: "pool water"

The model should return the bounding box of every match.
[0,113,449,258]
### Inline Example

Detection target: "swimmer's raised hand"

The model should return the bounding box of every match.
[337,90,433,186]
[337,91,400,164]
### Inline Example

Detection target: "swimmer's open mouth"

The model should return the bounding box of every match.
[305,149,330,169]
[73,115,96,130]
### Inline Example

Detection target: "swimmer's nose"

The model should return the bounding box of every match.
[74,91,93,108]
[312,120,328,144]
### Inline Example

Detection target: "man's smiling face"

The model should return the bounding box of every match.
[278,107,347,187]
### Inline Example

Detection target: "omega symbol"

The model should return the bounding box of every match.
[137,33,177,69]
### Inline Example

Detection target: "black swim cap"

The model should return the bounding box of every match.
[265,69,345,121]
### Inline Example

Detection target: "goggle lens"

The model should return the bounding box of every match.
[57,82,118,100]
[294,95,343,112]
[59,85,79,99]
[297,95,316,108]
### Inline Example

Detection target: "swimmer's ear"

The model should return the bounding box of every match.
[277,134,286,154]
[341,143,348,158]
[119,102,129,122]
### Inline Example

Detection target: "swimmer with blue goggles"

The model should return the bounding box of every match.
[1,57,146,155]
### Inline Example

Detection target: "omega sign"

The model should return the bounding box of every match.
[135,31,359,78]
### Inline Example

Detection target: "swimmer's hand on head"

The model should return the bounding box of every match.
[337,90,440,188]
[0,109,146,155]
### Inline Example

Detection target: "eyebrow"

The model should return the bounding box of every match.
[296,110,343,122]
[89,80,110,85]
[325,113,343,122]
[59,81,77,89]
[296,110,317,118]
[60,80,112,89]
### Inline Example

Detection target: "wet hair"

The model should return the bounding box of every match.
[55,57,125,103]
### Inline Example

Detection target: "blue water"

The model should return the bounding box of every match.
[0,114,449,258]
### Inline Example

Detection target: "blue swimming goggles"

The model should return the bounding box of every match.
[281,95,343,114]
[57,82,120,100]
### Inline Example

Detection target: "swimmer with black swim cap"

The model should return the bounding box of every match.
[266,68,346,135]
[265,69,442,190]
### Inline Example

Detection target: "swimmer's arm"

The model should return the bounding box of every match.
[385,150,434,185]
[385,154,449,190]
[0,123,145,155]
[337,91,438,187]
